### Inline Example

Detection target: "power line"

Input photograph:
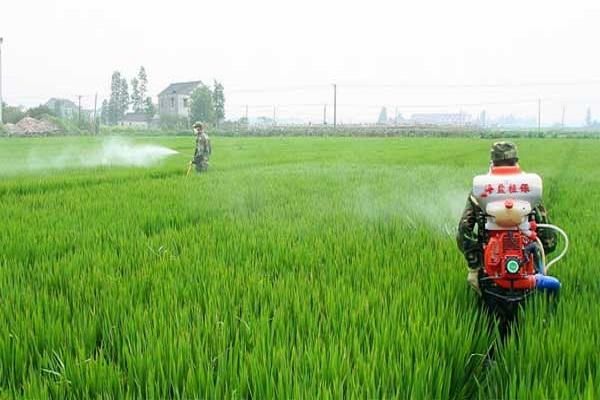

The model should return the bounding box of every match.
[77,95,82,128]
[337,99,540,108]
[225,79,600,94]
[538,99,542,133]
[228,99,540,109]
[338,79,600,89]
[228,84,328,94]
[333,84,337,129]
[228,103,327,108]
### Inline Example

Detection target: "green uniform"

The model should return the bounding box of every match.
[193,132,211,172]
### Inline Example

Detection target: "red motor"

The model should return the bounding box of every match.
[484,230,537,290]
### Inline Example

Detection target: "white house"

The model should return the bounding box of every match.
[120,112,150,129]
[45,98,78,118]
[157,81,203,118]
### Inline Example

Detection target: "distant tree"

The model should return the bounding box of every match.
[26,105,57,119]
[586,107,592,127]
[100,99,109,124]
[256,116,274,125]
[108,71,122,125]
[52,102,61,117]
[479,110,487,127]
[1,102,26,124]
[131,77,142,112]
[119,78,130,118]
[189,85,215,125]
[377,107,388,124]
[138,66,148,104]
[212,80,225,125]
[143,96,156,120]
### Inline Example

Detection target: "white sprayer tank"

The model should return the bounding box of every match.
[472,165,542,231]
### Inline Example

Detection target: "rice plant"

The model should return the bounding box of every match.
[0,136,598,398]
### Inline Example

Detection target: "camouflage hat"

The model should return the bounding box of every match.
[192,121,204,129]
[490,141,518,163]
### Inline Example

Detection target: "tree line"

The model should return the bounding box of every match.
[188,81,225,127]
[101,66,155,125]
[99,66,226,128]
[1,103,60,124]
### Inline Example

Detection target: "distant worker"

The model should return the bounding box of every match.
[456,142,565,338]
[191,122,211,172]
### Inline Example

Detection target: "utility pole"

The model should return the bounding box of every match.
[323,104,327,125]
[395,106,398,126]
[93,93,98,135]
[561,105,566,129]
[187,104,191,129]
[333,84,337,129]
[245,105,249,128]
[537,99,541,133]
[0,37,4,125]
[273,106,276,126]
[77,95,83,128]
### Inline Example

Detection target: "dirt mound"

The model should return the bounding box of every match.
[6,117,60,136]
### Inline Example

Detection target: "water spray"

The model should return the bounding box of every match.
[1,138,178,175]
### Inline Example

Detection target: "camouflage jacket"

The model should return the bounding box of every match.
[456,195,557,269]
[194,133,211,158]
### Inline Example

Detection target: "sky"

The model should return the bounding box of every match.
[2,0,600,125]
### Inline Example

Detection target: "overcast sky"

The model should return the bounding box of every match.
[2,0,600,124]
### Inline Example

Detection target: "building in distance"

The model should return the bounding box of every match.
[157,81,203,118]
[45,98,78,119]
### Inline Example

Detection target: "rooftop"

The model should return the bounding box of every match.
[45,98,78,109]
[158,81,203,97]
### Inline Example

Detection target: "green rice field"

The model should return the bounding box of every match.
[0,136,598,398]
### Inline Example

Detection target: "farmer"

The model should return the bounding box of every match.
[191,121,211,172]
[456,142,557,337]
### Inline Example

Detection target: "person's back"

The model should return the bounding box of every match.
[197,131,210,157]
[456,141,558,336]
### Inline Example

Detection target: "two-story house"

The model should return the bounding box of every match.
[45,98,78,118]
[157,81,203,118]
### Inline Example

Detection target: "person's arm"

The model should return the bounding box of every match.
[534,202,557,255]
[456,195,483,268]
[193,135,199,157]
[457,195,483,295]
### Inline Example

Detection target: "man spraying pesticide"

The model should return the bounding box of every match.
[187,121,212,176]
[457,142,569,338]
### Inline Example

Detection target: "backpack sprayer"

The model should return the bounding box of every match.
[473,165,568,295]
